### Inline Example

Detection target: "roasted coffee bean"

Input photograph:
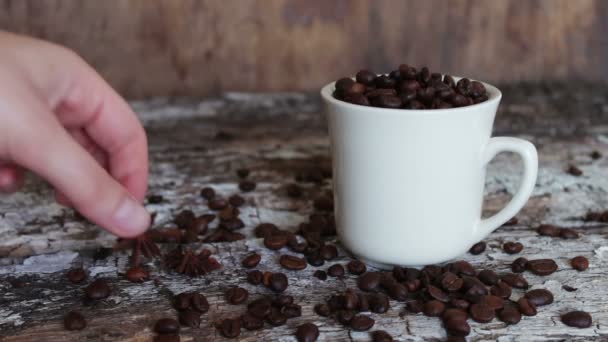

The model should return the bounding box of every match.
[369,293,390,313]
[358,272,381,291]
[272,294,294,308]
[236,168,250,178]
[517,297,537,316]
[423,300,445,317]
[469,303,495,323]
[358,293,370,312]
[567,164,583,176]
[208,198,228,211]
[406,300,424,313]
[504,216,519,226]
[478,269,499,286]
[451,261,476,277]
[400,79,421,93]
[239,180,256,192]
[241,313,264,331]
[255,223,279,238]
[344,92,370,106]
[281,303,302,318]
[418,67,431,84]
[328,264,345,277]
[200,187,215,199]
[248,298,272,318]
[503,242,524,254]
[456,78,472,96]
[561,311,592,328]
[511,257,528,273]
[337,310,356,325]
[571,256,589,271]
[449,298,470,310]
[85,279,111,300]
[366,88,397,99]
[225,287,249,305]
[451,94,469,107]
[247,270,263,285]
[280,255,307,271]
[296,322,320,342]
[440,272,464,292]
[490,281,512,299]
[537,224,560,237]
[371,330,394,342]
[372,95,402,108]
[126,266,150,283]
[347,260,367,275]
[443,308,468,322]
[470,81,486,97]
[319,244,338,260]
[67,268,87,284]
[404,99,425,109]
[241,253,261,268]
[469,241,486,255]
[269,273,288,292]
[356,70,377,85]
[175,293,191,311]
[462,276,486,292]
[155,318,180,334]
[267,307,287,326]
[524,289,554,306]
[350,315,375,331]
[563,285,578,292]
[404,279,422,292]
[427,285,449,302]
[347,82,367,95]
[288,237,308,254]
[313,270,327,280]
[526,259,558,276]
[498,304,521,325]
[314,303,331,317]
[264,235,288,250]
[445,318,470,337]
[501,273,529,289]
[179,310,201,328]
[560,228,579,239]
[190,293,209,313]
[480,295,504,310]
[64,311,86,331]
[306,253,325,267]
[341,289,359,310]
[218,206,239,221]
[335,77,355,94]
[174,210,196,229]
[219,318,241,338]
[228,194,245,207]
[375,75,396,89]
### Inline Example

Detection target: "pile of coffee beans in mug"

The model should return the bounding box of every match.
[333,64,488,109]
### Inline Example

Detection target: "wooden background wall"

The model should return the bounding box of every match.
[0,0,606,98]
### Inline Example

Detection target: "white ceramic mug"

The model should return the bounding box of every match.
[321,78,538,268]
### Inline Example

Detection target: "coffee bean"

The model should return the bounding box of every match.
[451,93,469,107]
[511,257,528,273]
[571,256,589,271]
[358,272,381,291]
[264,235,288,250]
[296,322,320,342]
[404,99,425,109]
[501,273,529,289]
[179,310,201,328]
[567,164,583,176]
[280,255,307,271]
[490,281,512,299]
[445,318,470,337]
[451,261,476,277]
[371,330,393,342]
[504,216,519,226]
[368,293,390,313]
[375,75,396,89]
[526,259,558,276]
[537,224,560,237]
[366,88,397,98]
[399,79,421,92]
[247,270,263,285]
[219,318,241,338]
[478,269,499,286]
[449,298,470,310]
[236,168,250,178]
[561,311,592,328]
[356,70,376,86]
[440,272,463,292]
[350,315,375,331]
[315,303,331,317]
[248,298,272,318]
[239,180,256,192]
[190,293,209,313]
[126,266,150,283]
[372,95,402,108]
[347,82,367,95]
[563,285,578,292]
[503,242,524,254]
[469,303,495,323]
[423,300,445,317]
[155,318,180,334]
[590,150,602,159]
[498,304,521,325]
[307,253,325,267]
[524,289,554,306]
[85,279,111,300]
[174,293,191,311]
[269,273,288,292]
[174,210,196,229]
[241,253,261,268]
[267,307,287,326]
[404,279,422,292]
[517,297,537,316]
[255,223,279,238]
[481,295,504,310]
[407,300,424,313]
[225,287,249,305]
[428,285,449,302]
[241,313,264,331]
[335,77,355,94]
[200,187,215,199]
[63,311,86,331]
[229,194,245,207]
[347,260,367,275]
[319,244,338,260]
[337,310,356,325]
[443,308,468,322]
[281,303,302,318]
[313,270,327,280]
[418,67,431,84]
[208,198,228,211]
[469,241,486,255]
[67,268,87,284]
[470,81,486,97]
[560,228,579,239]
[328,264,345,277]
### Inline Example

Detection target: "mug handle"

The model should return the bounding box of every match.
[473,137,538,242]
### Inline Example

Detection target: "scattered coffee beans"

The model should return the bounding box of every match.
[469,241,486,255]
[537,224,560,237]
[567,164,583,176]
[178,310,201,328]
[524,289,554,306]
[268,273,288,292]
[219,318,241,338]
[247,270,263,285]
[571,256,589,271]
[503,242,524,254]
[295,322,319,342]
[511,257,528,273]
[526,259,558,276]
[242,253,261,268]
[423,300,445,317]
[314,270,328,281]
[561,311,592,328]
[63,311,86,331]
[241,313,264,331]
[85,279,111,300]
[126,266,150,283]
[469,303,495,323]
[350,314,375,331]
[200,187,215,199]
[229,194,245,207]
[239,180,256,192]
[280,255,307,271]
[225,287,249,305]
[498,304,521,325]
[347,260,367,275]
[517,297,538,316]
[560,228,580,239]
[328,264,345,277]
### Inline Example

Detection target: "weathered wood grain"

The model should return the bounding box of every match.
[1,84,608,341]
[0,1,606,98]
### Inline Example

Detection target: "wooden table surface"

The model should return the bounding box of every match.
[1,84,608,341]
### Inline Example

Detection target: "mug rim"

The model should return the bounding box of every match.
[320,76,502,115]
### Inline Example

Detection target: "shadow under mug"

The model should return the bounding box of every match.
[321,78,538,268]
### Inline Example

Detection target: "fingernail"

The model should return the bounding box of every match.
[112,196,150,236]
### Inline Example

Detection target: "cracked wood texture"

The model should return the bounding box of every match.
[1,83,608,341]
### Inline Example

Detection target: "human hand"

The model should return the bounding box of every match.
[0,31,150,237]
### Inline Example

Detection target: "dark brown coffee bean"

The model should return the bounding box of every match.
[241,253,261,268]
[346,82,367,95]
[571,256,589,271]
[560,228,580,239]
[427,285,449,302]
[64,311,86,331]
[440,272,463,292]
[239,180,256,192]
[236,168,250,178]
[358,272,381,291]
[296,322,320,342]
[372,95,402,108]
[404,279,422,292]
[255,223,279,238]
[335,77,355,96]
[280,254,307,271]
[563,285,578,292]
[385,282,408,301]
[451,93,469,107]
[85,279,111,300]
[443,308,468,322]
[456,78,472,95]
[526,259,558,276]
[371,330,393,342]
[179,310,200,328]
[174,293,191,311]
[406,299,423,313]
[369,293,390,313]
[524,289,554,306]
[470,81,486,97]
[517,297,537,316]
[418,67,431,84]
[498,304,521,325]
[503,242,524,254]
[537,224,560,237]
[328,264,345,277]
[399,79,421,92]
[344,92,370,106]
[478,269,499,286]
[350,315,375,331]
[228,194,245,207]
[225,287,249,304]
[248,298,272,318]
[490,281,512,299]
[314,303,331,317]
[269,273,288,292]
[264,234,288,250]
[404,99,425,109]
[366,88,397,99]
[241,313,264,331]
[375,75,396,89]
[267,307,287,326]
[66,268,87,284]
[247,270,263,285]
[319,244,338,260]
[480,295,504,310]
[501,273,529,289]
[200,187,215,199]
[155,318,180,334]
[306,253,325,267]
[313,270,327,281]
[567,164,583,176]
[337,310,356,325]
[462,276,487,294]
[561,311,592,328]
[511,257,528,273]
[347,260,367,275]
[281,303,302,318]
[445,318,470,337]
[469,303,495,323]
[174,210,196,229]
[423,300,445,317]
[126,266,149,283]
[451,261,476,277]
[208,198,228,211]
[590,150,602,159]
[356,70,376,86]
[469,241,486,255]
[271,295,293,308]
[219,318,241,338]
[190,293,209,313]
[449,298,470,310]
